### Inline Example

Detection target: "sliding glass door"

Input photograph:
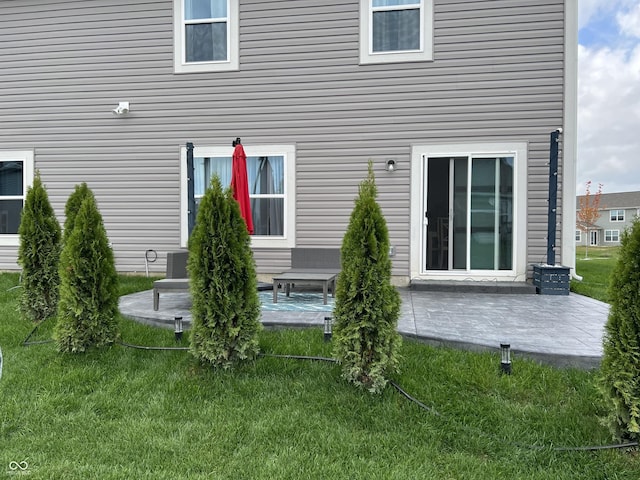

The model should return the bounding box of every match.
[424,155,514,272]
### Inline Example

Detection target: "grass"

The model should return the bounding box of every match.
[2,273,639,479]
[571,246,620,302]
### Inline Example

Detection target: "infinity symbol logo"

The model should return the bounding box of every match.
[8,460,28,471]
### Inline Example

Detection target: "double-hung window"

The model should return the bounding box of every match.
[174,0,239,73]
[605,230,620,242]
[360,0,433,64]
[180,145,295,248]
[0,151,34,246]
[609,209,625,222]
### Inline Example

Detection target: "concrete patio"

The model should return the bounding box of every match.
[119,287,610,369]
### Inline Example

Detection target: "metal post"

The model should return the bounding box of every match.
[546,130,561,266]
[186,142,195,238]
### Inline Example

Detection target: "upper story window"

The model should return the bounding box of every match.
[360,0,433,64]
[174,0,239,73]
[0,150,34,246]
[610,209,625,222]
[180,145,295,248]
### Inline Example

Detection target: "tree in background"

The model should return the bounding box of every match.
[188,175,261,368]
[599,217,640,441]
[54,190,119,352]
[62,182,93,244]
[17,172,61,323]
[577,181,603,259]
[332,162,401,393]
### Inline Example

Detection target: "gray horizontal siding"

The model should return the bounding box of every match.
[0,0,567,277]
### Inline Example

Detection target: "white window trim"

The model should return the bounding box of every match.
[173,0,239,73]
[359,0,433,64]
[0,150,34,246]
[609,209,625,222]
[604,229,620,243]
[575,230,581,242]
[410,142,528,282]
[180,144,295,248]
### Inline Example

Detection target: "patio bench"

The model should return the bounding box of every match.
[272,248,341,305]
[153,250,189,311]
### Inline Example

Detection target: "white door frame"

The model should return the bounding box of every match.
[410,142,528,281]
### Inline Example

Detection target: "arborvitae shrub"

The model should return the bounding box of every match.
[332,162,401,393]
[599,218,640,441]
[62,182,93,244]
[17,172,61,323]
[188,175,261,368]
[54,191,119,352]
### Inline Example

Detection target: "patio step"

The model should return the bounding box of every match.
[410,280,537,294]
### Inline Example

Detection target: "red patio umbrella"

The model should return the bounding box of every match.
[230,140,254,235]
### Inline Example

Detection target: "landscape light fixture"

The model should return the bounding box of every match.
[174,316,184,342]
[500,343,512,375]
[324,316,333,342]
[385,158,396,172]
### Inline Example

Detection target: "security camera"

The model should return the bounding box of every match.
[112,102,130,115]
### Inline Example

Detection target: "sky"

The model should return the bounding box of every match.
[577,0,640,194]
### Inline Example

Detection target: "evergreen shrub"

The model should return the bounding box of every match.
[62,182,93,244]
[17,172,61,323]
[188,176,261,368]
[54,189,119,352]
[332,162,401,393]
[599,218,640,441]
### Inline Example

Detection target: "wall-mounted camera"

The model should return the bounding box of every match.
[112,101,130,115]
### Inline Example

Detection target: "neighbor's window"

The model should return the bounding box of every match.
[604,229,620,242]
[0,151,34,245]
[180,145,295,248]
[360,0,433,64]
[609,209,624,222]
[575,230,581,242]
[174,0,239,73]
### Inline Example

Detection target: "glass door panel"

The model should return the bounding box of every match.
[470,158,497,269]
[452,157,468,269]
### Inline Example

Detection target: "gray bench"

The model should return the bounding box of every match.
[272,248,341,304]
[153,250,189,311]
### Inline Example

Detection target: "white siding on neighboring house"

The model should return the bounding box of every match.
[0,0,572,282]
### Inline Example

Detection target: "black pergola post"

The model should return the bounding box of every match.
[186,142,195,238]
[546,129,561,266]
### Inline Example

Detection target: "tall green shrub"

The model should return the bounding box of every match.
[188,175,261,368]
[332,162,401,393]
[17,171,61,323]
[54,191,119,352]
[62,182,93,244]
[599,218,640,441]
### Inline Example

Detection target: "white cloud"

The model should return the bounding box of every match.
[577,42,640,193]
[617,2,640,37]
[576,0,640,194]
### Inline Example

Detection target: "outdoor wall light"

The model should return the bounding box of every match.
[174,316,184,342]
[500,343,512,375]
[324,316,333,342]
[385,159,397,172]
[112,101,130,115]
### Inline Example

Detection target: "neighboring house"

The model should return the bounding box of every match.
[0,0,578,285]
[576,191,640,247]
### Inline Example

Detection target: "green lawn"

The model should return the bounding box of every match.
[571,246,620,302]
[1,273,639,478]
